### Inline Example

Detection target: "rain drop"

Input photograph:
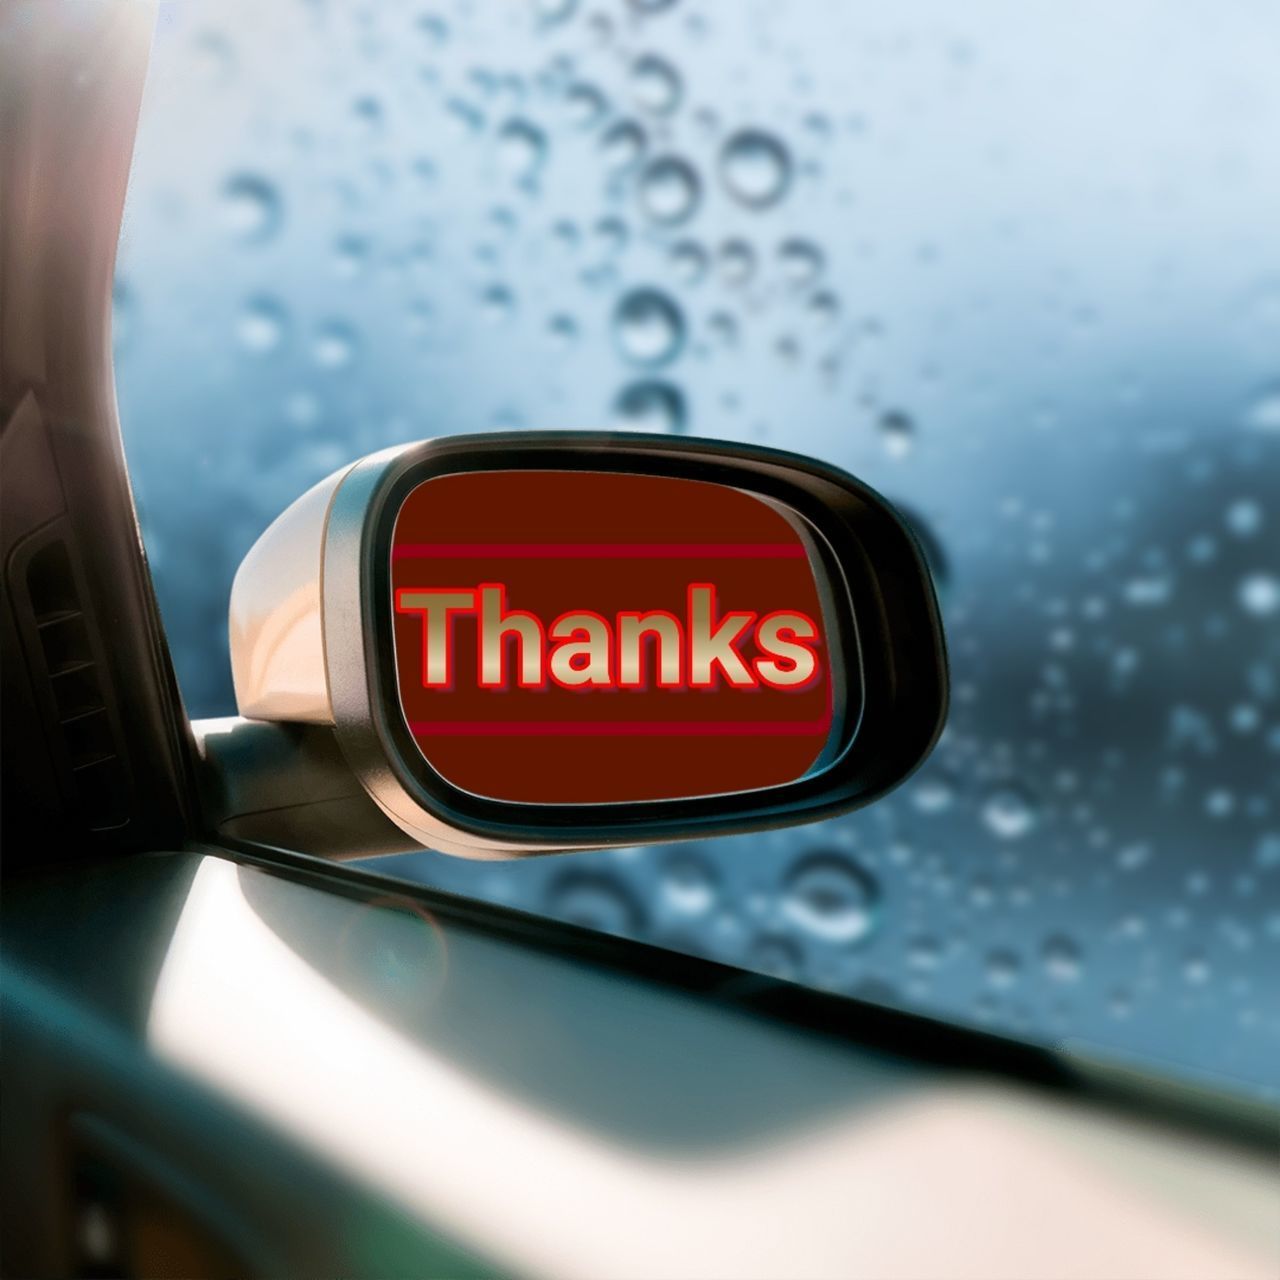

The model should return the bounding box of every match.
[982,784,1039,839]
[613,287,685,366]
[592,216,628,258]
[416,12,451,44]
[1225,499,1264,538]
[565,82,607,129]
[630,53,682,115]
[1242,384,1280,434]
[480,282,516,322]
[807,289,841,328]
[912,774,955,814]
[111,279,135,356]
[545,870,644,935]
[1182,951,1211,985]
[612,381,686,434]
[600,119,647,171]
[220,173,281,243]
[985,948,1021,989]
[1041,934,1083,982]
[236,295,288,354]
[708,310,738,346]
[717,238,756,286]
[312,320,357,368]
[777,237,824,287]
[1238,572,1279,617]
[668,239,707,284]
[547,313,579,346]
[638,155,701,225]
[720,129,792,209]
[747,934,803,981]
[780,853,879,945]
[497,118,546,181]
[879,410,914,458]
[191,30,236,86]
[533,0,577,25]
[660,850,718,916]
[333,233,369,278]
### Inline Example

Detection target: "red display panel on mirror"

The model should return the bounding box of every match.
[389,471,840,804]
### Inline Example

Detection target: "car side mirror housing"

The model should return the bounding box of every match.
[228,433,946,858]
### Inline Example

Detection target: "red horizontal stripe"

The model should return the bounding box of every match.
[392,542,806,560]
[408,719,830,737]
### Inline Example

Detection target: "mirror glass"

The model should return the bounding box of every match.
[389,470,848,804]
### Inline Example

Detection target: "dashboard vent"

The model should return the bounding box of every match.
[24,536,130,829]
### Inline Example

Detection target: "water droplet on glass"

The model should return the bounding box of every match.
[907,934,942,970]
[720,128,792,209]
[1041,933,1083,982]
[627,0,679,11]
[565,82,607,129]
[111,279,134,355]
[533,0,577,26]
[1182,951,1211,985]
[545,870,643,935]
[416,12,451,44]
[1225,499,1264,538]
[985,948,1021,989]
[638,155,701,225]
[777,237,824,287]
[1256,833,1280,871]
[547,313,579,346]
[613,287,684,366]
[807,289,841,327]
[220,173,281,243]
[1123,573,1174,607]
[192,30,236,85]
[1242,384,1280,434]
[285,391,320,428]
[747,933,803,981]
[1116,842,1152,872]
[1238,572,1279,617]
[912,774,955,814]
[312,320,357,368]
[717,238,756,286]
[551,219,580,251]
[497,117,547,181]
[879,410,914,458]
[780,853,879,945]
[236,295,288,354]
[480,282,516,321]
[668,239,707,284]
[592,216,628,257]
[982,783,1039,839]
[352,95,383,132]
[612,380,686,434]
[1108,988,1133,1019]
[708,310,738,346]
[661,850,718,915]
[446,97,486,137]
[333,233,369,278]
[600,119,647,171]
[630,53,682,115]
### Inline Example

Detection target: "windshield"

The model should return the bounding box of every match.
[117,0,1279,1094]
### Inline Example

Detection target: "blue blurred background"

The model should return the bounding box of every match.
[116,0,1279,1092]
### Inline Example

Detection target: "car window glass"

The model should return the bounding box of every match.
[116,0,1280,1093]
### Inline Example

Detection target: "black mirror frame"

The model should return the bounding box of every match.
[322,432,947,855]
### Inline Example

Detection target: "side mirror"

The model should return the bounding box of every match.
[227,433,946,858]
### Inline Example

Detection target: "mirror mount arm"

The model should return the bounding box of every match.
[191,717,420,861]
